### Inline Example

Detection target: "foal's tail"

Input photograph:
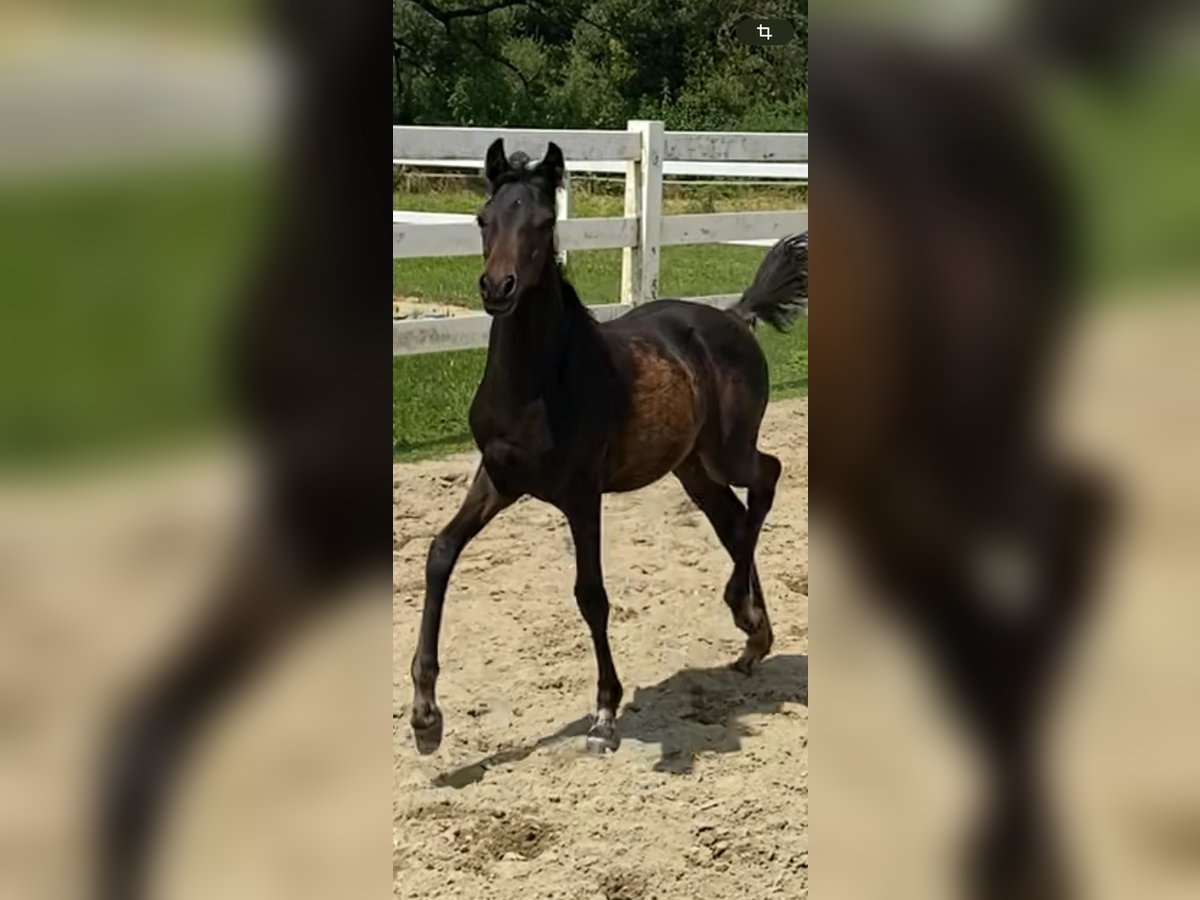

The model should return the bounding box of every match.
[729,232,808,332]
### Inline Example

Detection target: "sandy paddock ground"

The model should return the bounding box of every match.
[393,397,810,900]
[5,302,1199,900]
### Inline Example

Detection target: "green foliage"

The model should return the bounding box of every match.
[394,0,807,131]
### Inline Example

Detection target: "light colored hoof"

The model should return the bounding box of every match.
[585,715,620,754]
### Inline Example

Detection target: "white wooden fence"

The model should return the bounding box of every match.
[393,121,808,356]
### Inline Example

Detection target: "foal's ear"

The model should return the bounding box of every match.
[536,142,566,189]
[484,138,509,189]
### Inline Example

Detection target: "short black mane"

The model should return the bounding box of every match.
[555,266,595,322]
[487,155,556,199]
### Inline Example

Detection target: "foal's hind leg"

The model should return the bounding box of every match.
[724,445,782,672]
[675,454,777,672]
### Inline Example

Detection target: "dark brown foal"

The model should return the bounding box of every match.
[410,141,805,755]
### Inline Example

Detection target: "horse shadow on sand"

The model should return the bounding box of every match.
[426,653,807,788]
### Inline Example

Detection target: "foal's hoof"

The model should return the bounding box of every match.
[585,720,620,755]
[411,708,444,755]
[731,620,774,675]
[729,654,757,675]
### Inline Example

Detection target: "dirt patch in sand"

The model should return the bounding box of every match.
[393,397,809,900]
[393,296,478,320]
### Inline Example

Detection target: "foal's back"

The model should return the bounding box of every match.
[598,299,770,493]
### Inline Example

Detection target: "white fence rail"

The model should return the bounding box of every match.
[662,131,808,162]
[393,215,638,259]
[392,209,784,249]
[393,159,809,181]
[393,121,807,357]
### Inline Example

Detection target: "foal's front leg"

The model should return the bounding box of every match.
[565,494,623,753]
[411,464,514,753]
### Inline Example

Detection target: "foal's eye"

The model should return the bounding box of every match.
[475,214,486,228]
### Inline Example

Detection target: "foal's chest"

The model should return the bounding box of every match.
[470,396,555,496]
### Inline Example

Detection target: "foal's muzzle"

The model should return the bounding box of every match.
[479,273,518,316]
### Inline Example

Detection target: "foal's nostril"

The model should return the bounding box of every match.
[479,273,517,302]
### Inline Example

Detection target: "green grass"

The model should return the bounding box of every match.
[0,160,267,468]
[393,349,487,459]
[396,242,774,308]
[1045,63,1200,292]
[393,182,808,462]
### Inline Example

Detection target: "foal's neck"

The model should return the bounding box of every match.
[484,265,592,404]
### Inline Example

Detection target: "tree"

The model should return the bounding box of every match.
[392,0,807,130]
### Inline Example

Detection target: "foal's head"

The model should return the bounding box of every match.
[476,139,564,317]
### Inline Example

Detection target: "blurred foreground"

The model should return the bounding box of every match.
[812,2,1200,899]
[816,297,1200,900]
[1,2,390,898]
[1,1,1199,899]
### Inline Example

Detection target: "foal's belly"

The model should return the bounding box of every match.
[603,342,702,492]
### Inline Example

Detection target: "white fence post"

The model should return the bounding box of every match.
[556,169,571,267]
[621,119,664,306]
